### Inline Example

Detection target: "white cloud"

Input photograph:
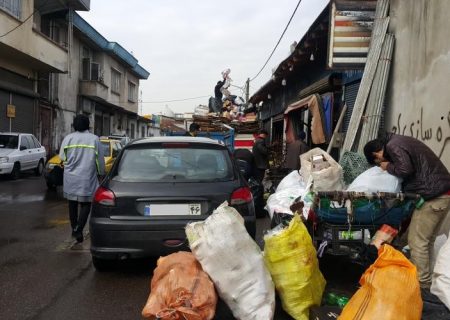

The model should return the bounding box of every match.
[79,0,329,114]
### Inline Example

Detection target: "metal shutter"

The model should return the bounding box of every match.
[9,94,34,133]
[342,80,361,133]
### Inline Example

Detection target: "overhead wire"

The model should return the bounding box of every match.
[0,0,51,38]
[249,0,303,82]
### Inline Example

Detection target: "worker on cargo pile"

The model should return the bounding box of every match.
[364,134,450,289]
[185,123,200,137]
[285,131,310,171]
[252,129,270,183]
[59,114,105,243]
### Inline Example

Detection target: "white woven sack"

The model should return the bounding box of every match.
[347,166,402,193]
[300,148,344,191]
[431,234,450,309]
[186,202,275,320]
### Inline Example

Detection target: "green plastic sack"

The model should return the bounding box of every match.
[264,214,326,320]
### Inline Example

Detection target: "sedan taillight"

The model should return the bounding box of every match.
[94,187,116,206]
[230,187,253,205]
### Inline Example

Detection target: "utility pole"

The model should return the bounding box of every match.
[245,78,250,102]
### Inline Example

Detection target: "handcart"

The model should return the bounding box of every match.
[305,191,421,261]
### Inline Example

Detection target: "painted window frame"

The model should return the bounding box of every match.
[111,68,122,95]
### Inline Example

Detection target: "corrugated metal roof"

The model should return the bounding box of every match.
[72,13,150,79]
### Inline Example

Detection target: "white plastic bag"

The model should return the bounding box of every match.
[275,170,306,193]
[431,233,450,309]
[346,166,402,192]
[186,202,275,320]
[265,171,306,219]
[300,148,344,191]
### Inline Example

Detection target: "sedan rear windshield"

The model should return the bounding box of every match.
[0,135,18,149]
[113,146,234,182]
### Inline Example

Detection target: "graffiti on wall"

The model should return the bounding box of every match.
[391,108,450,159]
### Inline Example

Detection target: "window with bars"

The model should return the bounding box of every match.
[128,81,136,102]
[0,0,21,19]
[111,69,121,94]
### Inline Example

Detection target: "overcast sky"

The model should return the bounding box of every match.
[79,0,329,115]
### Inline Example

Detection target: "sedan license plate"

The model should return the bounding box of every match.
[144,203,201,216]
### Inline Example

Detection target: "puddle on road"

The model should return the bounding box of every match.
[0,237,19,249]
[0,193,46,203]
[55,232,90,253]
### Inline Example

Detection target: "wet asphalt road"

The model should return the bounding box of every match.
[0,172,362,320]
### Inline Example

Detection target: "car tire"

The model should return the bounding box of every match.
[10,163,20,180]
[92,256,114,272]
[35,160,44,176]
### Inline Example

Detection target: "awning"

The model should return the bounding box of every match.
[284,94,326,145]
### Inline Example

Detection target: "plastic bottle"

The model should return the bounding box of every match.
[364,229,371,245]
[324,292,350,308]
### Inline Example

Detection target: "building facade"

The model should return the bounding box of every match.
[1,0,150,155]
[0,0,86,151]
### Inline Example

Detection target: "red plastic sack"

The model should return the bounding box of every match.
[142,252,217,320]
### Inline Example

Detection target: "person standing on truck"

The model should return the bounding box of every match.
[252,129,270,183]
[364,134,450,289]
[185,123,200,137]
[285,131,309,171]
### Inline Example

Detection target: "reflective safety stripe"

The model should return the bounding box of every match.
[63,145,100,173]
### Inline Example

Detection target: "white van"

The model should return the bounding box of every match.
[0,132,47,179]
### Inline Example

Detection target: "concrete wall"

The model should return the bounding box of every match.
[386,0,450,169]
[103,55,139,113]
[0,1,68,73]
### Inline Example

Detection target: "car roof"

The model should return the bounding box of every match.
[129,136,225,147]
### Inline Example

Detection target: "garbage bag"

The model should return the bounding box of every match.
[300,148,344,192]
[431,234,450,310]
[339,244,422,320]
[186,202,275,320]
[275,170,306,193]
[264,214,326,320]
[141,251,217,320]
[346,166,402,192]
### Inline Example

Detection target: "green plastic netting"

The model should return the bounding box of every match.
[339,151,370,185]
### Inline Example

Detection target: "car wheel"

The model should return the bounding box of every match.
[92,256,114,272]
[10,163,20,180]
[35,160,44,176]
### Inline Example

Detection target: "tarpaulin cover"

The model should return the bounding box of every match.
[339,245,422,320]
[264,214,326,320]
[284,94,326,145]
[315,197,415,227]
[141,251,217,320]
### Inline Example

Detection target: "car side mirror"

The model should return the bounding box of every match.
[20,146,27,151]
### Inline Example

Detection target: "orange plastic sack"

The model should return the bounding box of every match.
[142,252,217,320]
[339,245,422,320]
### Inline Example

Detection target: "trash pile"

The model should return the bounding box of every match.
[141,202,325,319]
[263,145,450,319]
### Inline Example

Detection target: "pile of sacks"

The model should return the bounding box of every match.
[141,202,328,320]
[142,202,275,320]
